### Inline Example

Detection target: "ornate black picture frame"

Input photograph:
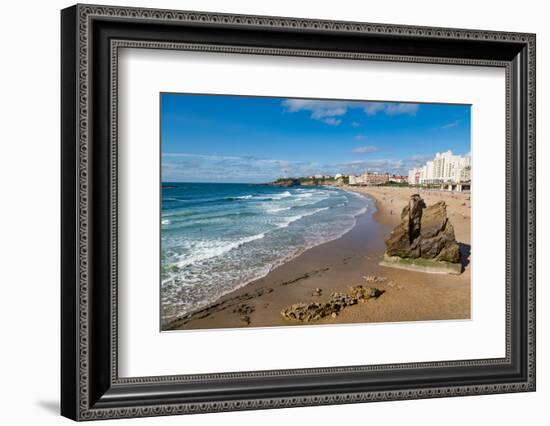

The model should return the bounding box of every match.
[61,4,536,421]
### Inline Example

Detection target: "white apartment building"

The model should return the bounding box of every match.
[408,167,422,185]
[426,161,434,183]
[408,150,471,186]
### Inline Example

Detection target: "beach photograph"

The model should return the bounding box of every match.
[160,93,471,331]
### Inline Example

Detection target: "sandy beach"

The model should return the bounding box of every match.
[166,186,471,331]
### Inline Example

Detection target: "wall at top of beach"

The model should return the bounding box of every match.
[1,1,547,426]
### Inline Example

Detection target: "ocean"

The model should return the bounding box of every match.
[160,182,370,325]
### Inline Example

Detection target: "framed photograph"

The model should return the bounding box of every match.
[61,4,536,421]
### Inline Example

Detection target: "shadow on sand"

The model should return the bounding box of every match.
[459,242,471,272]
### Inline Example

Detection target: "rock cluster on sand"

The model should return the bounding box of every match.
[384,194,461,265]
[281,284,385,322]
[280,293,356,322]
[349,285,385,302]
[363,275,388,284]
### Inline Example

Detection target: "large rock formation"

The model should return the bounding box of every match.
[384,195,461,264]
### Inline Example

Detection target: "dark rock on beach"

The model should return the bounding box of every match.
[384,194,461,264]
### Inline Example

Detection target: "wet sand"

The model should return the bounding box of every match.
[166,186,471,331]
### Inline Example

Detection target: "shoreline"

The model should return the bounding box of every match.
[165,185,471,331]
[161,186,370,326]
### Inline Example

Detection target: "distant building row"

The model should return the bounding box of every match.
[348,172,407,186]
[408,150,471,189]
[308,174,338,179]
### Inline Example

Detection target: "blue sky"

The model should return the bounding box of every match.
[161,93,470,183]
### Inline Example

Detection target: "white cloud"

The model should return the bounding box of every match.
[440,119,461,129]
[352,145,380,154]
[322,117,342,126]
[162,153,317,183]
[282,99,420,125]
[162,151,430,182]
[384,103,419,116]
[282,99,349,119]
[363,103,386,116]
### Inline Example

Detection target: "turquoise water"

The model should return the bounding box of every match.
[161,183,370,324]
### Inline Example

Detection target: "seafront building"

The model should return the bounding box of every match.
[348,172,406,186]
[408,150,471,191]
[389,174,408,184]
